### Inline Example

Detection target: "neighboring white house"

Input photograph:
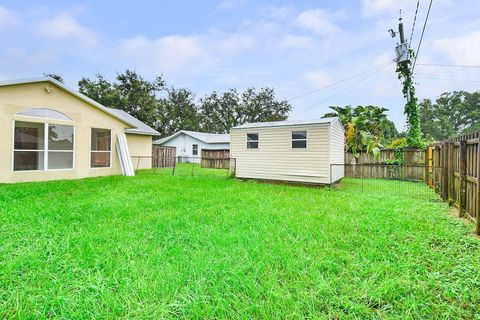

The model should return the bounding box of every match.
[230,118,345,185]
[153,130,230,162]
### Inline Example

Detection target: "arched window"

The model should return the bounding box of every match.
[16,108,72,121]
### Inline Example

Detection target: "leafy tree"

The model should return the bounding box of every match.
[200,87,291,133]
[323,105,397,157]
[79,74,121,107]
[418,91,480,141]
[79,70,165,131]
[156,88,201,136]
[379,119,398,143]
[43,73,64,83]
[78,71,290,137]
[387,138,407,149]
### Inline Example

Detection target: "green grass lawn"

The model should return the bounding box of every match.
[1,169,480,319]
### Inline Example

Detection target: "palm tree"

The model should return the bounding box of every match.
[322,105,392,159]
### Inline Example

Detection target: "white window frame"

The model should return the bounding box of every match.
[89,127,112,169]
[12,120,76,172]
[16,108,73,121]
[192,144,199,156]
[247,133,259,149]
[291,130,307,149]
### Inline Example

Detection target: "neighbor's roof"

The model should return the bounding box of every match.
[0,77,159,136]
[154,130,230,145]
[231,117,341,130]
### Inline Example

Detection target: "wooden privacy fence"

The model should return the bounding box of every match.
[201,149,230,169]
[152,146,176,168]
[345,139,480,235]
[345,148,426,165]
[345,148,428,181]
[432,132,480,234]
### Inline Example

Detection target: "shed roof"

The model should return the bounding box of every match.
[154,130,230,145]
[0,77,160,136]
[231,118,340,130]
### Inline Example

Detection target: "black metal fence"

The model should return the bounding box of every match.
[331,164,444,200]
[131,156,236,178]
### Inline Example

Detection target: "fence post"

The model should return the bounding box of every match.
[434,145,439,192]
[448,142,454,204]
[361,164,364,193]
[459,140,467,217]
[441,143,448,201]
[477,137,480,235]
[424,148,429,185]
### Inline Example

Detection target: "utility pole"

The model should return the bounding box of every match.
[389,10,422,147]
[389,11,410,67]
[388,12,412,101]
[398,15,406,44]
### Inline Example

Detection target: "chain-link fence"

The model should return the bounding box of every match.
[331,164,443,200]
[131,156,236,178]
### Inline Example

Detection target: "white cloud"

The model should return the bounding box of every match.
[0,6,15,28]
[280,35,314,49]
[303,70,333,88]
[434,30,480,65]
[295,9,340,37]
[361,0,398,16]
[268,6,293,20]
[37,13,98,48]
[117,35,214,75]
[217,0,247,11]
[215,33,255,55]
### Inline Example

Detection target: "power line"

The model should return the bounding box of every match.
[286,60,393,102]
[409,0,420,47]
[290,62,393,118]
[415,75,480,83]
[411,0,433,73]
[417,63,480,69]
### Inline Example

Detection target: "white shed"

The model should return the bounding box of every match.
[153,130,230,162]
[230,118,345,185]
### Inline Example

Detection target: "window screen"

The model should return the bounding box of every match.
[48,125,74,169]
[247,133,258,149]
[13,121,74,171]
[91,128,111,168]
[292,131,307,148]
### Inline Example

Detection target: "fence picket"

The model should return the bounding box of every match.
[460,140,467,217]
[200,149,230,169]
[477,137,480,234]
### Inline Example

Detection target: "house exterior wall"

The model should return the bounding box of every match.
[329,119,345,183]
[126,134,153,170]
[157,133,229,163]
[0,81,153,183]
[230,123,333,184]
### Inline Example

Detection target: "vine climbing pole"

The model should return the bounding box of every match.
[389,13,423,148]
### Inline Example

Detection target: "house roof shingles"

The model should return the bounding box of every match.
[106,108,159,136]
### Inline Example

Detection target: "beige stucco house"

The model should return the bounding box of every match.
[0,77,159,184]
[230,118,345,185]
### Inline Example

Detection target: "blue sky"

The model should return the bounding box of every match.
[1,0,479,130]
